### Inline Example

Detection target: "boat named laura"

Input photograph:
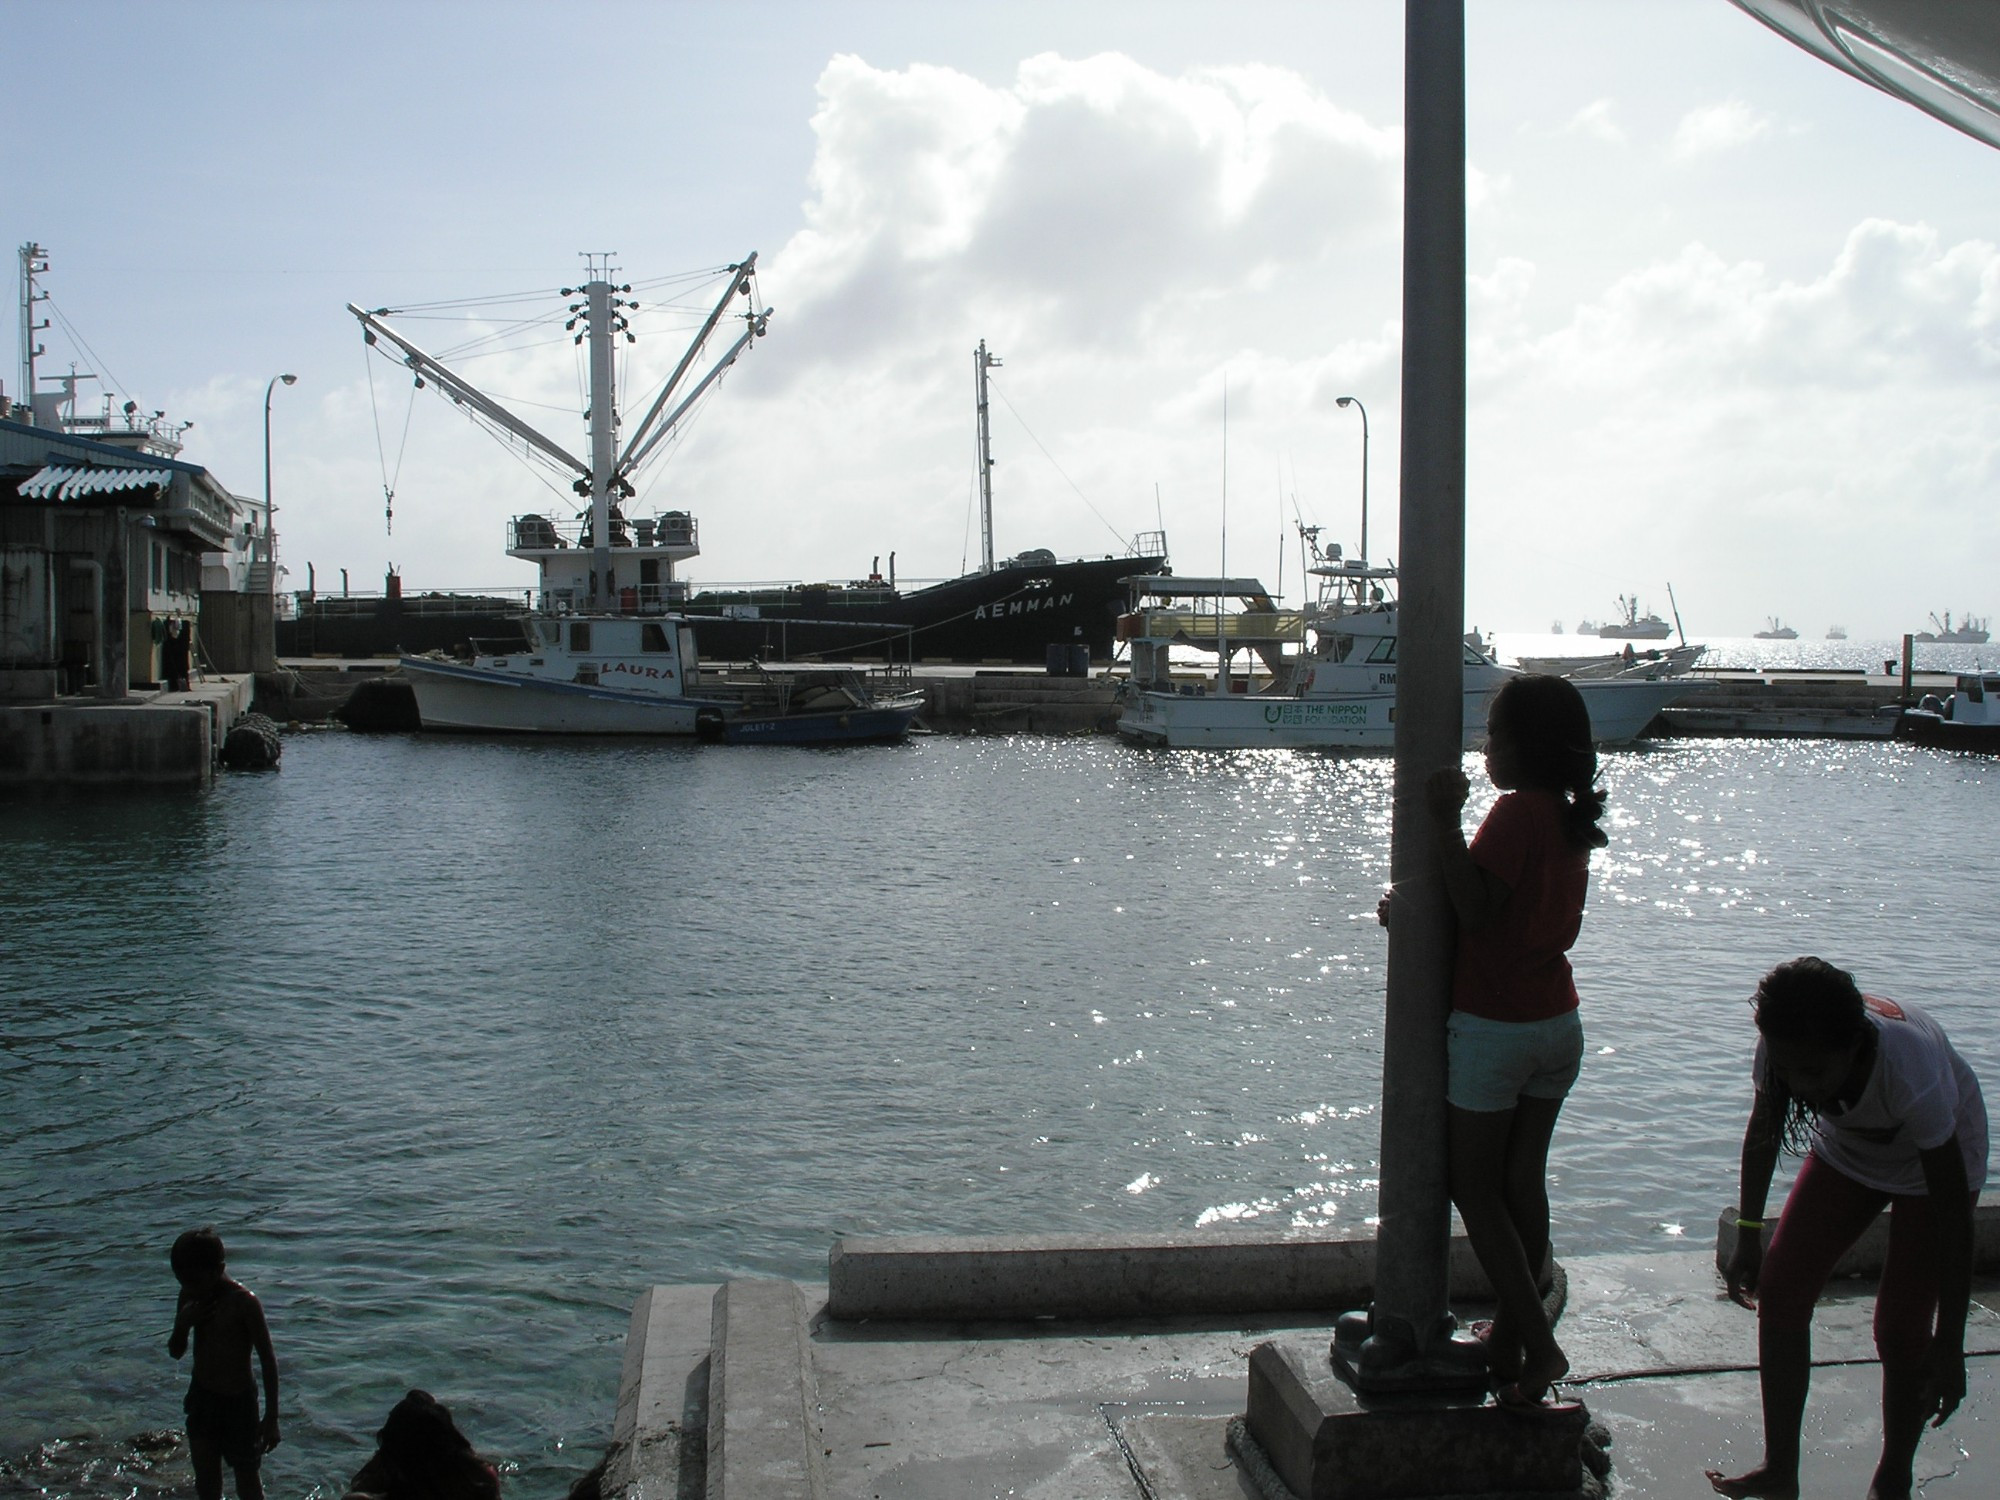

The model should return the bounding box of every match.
[349,256,921,741]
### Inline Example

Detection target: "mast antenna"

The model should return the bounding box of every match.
[974,340,1001,574]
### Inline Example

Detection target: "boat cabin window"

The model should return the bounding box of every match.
[569,622,591,653]
[1463,642,1492,666]
[678,626,700,673]
[1364,637,1396,664]
[641,623,672,653]
[1968,677,1987,703]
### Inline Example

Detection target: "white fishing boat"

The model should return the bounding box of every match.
[1516,642,1705,680]
[1754,617,1799,640]
[1593,594,1674,640]
[351,257,922,742]
[1113,538,1700,750]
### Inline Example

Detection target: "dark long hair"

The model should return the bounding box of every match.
[1488,675,1608,849]
[368,1390,500,1500]
[1752,956,1870,1155]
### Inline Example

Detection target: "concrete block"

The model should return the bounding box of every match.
[1715,1202,2000,1279]
[1246,1338,1587,1500]
[706,1279,824,1500]
[827,1229,1507,1322]
[602,1283,716,1499]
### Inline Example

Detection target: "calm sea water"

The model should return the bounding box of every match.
[3,724,1997,1497]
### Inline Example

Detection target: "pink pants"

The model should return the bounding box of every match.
[1760,1150,1972,1369]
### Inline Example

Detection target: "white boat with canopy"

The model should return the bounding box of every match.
[1113,536,1702,750]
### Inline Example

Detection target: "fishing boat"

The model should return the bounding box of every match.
[1516,643,1705,680]
[1754,617,1799,640]
[1894,672,2000,753]
[1914,611,1990,644]
[1826,625,1848,640]
[350,256,921,742]
[1113,536,1700,750]
[1593,595,1674,640]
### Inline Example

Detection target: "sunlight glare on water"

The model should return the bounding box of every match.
[2,730,1994,1497]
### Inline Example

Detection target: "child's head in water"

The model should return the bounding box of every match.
[1753,956,1873,1150]
[1483,674,1608,849]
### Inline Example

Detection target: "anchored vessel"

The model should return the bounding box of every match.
[1114,533,1699,749]
[1914,611,1990,644]
[1754,617,1799,640]
[1591,595,1673,640]
[349,257,920,741]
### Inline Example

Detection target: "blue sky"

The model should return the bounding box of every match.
[8,1,1998,637]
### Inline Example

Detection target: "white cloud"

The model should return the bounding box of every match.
[1463,220,2000,634]
[1669,99,1777,162]
[1562,99,1626,145]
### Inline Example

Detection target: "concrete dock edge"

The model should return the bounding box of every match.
[705,1279,825,1500]
[827,1229,1510,1321]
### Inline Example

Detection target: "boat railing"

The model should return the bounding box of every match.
[1127,529,1169,559]
[1120,609,1306,643]
[509,510,698,551]
[536,584,698,617]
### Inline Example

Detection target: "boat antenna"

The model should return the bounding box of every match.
[1666,581,1686,646]
[974,340,1001,575]
[1217,374,1228,695]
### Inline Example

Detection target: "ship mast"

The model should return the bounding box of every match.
[974,340,1001,574]
[573,259,628,610]
[18,243,48,420]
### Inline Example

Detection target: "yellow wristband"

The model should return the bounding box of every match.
[1735,1217,1765,1231]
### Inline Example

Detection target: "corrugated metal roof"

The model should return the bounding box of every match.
[16,464,175,501]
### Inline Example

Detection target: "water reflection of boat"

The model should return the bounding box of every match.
[351,256,920,742]
[1914,611,1989,644]
[1754,617,1799,640]
[1113,538,1700,749]
[1895,672,2000,753]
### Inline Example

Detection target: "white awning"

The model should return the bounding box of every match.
[16,463,177,501]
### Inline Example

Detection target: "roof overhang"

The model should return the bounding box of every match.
[17,463,176,501]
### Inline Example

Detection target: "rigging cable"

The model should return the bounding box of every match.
[362,339,416,535]
[988,381,1132,550]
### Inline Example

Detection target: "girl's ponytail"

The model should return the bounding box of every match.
[1488,674,1608,850]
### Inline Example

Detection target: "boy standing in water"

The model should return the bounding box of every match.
[168,1227,280,1500]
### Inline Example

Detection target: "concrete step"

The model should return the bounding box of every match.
[706,1278,826,1500]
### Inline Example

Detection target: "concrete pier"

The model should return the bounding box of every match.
[0,674,253,787]
[596,1219,2000,1499]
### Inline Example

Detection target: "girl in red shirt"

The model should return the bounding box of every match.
[1425,674,1606,1408]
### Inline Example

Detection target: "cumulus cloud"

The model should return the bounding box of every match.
[1669,99,1776,161]
[1464,219,2000,632]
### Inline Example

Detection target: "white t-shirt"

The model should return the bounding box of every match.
[1753,994,1989,1197]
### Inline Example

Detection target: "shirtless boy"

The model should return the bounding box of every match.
[168,1227,280,1500]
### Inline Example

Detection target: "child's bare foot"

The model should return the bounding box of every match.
[1703,1465,1799,1498]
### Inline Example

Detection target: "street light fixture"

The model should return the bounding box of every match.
[263,373,298,595]
[1335,394,1369,562]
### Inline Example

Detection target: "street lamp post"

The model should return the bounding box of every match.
[263,373,298,594]
[1336,394,1369,561]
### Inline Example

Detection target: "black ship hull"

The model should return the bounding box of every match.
[679,553,1167,664]
[275,554,1168,665]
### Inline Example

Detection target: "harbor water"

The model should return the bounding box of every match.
[3,724,1997,1497]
